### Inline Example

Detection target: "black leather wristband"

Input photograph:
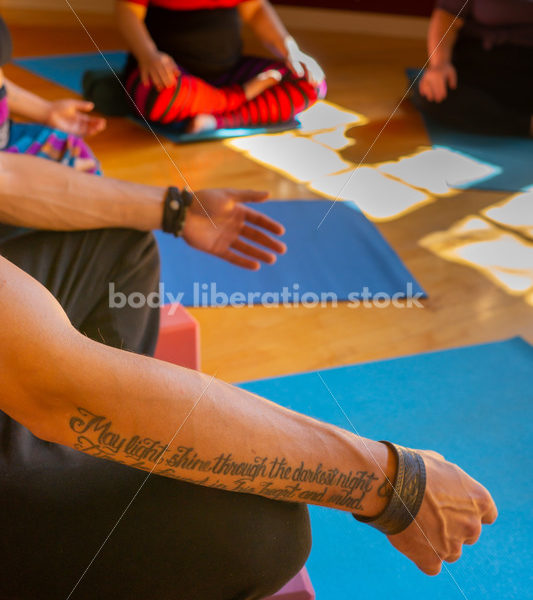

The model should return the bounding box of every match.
[162,186,193,237]
[353,442,426,535]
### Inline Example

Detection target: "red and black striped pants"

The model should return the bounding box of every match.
[125,55,325,128]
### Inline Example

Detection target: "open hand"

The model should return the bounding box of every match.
[183,189,286,270]
[285,37,325,87]
[419,63,457,103]
[387,449,497,575]
[46,99,106,137]
[139,50,179,90]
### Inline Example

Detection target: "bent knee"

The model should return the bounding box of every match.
[237,500,312,599]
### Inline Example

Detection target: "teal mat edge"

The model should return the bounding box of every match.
[237,336,529,386]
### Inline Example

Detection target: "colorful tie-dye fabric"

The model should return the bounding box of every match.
[0,84,100,174]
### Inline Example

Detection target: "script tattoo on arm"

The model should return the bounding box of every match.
[69,407,382,512]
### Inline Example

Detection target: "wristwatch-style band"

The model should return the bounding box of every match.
[354,442,426,535]
[162,186,193,237]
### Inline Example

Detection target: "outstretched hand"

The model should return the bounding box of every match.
[387,449,497,575]
[46,99,107,137]
[183,189,286,270]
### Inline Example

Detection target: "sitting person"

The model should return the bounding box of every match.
[0,16,105,172]
[115,0,326,132]
[0,249,497,599]
[411,0,533,136]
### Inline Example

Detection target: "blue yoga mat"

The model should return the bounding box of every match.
[407,68,533,192]
[13,51,300,143]
[240,337,533,600]
[154,200,425,307]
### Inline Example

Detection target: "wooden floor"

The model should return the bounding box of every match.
[5,12,533,383]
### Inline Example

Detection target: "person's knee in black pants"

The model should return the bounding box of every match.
[0,426,312,600]
[0,227,161,356]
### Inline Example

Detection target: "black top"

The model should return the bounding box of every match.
[125,5,242,81]
[438,0,533,48]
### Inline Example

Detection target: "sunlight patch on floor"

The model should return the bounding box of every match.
[226,101,506,222]
[309,167,432,221]
[310,127,355,151]
[483,188,533,239]
[378,147,500,195]
[421,216,533,303]
[226,132,351,182]
[226,100,363,183]
[295,100,367,134]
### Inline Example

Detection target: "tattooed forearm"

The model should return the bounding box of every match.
[68,407,383,512]
[378,478,394,498]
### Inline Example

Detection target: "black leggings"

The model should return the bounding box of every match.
[411,36,533,136]
[0,228,311,599]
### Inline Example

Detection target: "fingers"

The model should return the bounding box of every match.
[220,249,260,271]
[244,208,285,236]
[160,61,178,89]
[419,76,433,102]
[73,100,95,113]
[444,542,463,563]
[231,239,277,265]
[463,521,482,545]
[229,188,269,204]
[288,59,305,79]
[480,491,498,525]
[87,116,107,136]
[448,66,458,90]
[140,66,150,86]
[306,60,325,87]
[151,65,168,91]
[153,55,178,90]
[432,76,447,103]
[311,65,325,87]
[241,225,286,254]
[148,63,170,91]
[414,555,443,576]
[419,72,448,102]
[72,114,101,137]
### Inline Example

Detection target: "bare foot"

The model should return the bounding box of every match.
[243,69,282,101]
[187,114,217,133]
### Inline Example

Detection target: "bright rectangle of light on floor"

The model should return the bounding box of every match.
[309,166,432,220]
[378,147,500,195]
[483,189,533,239]
[421,216,533,299]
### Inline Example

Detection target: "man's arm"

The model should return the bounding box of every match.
[0,151,164,231]
[0,256,497,575]
[0,152,286,269]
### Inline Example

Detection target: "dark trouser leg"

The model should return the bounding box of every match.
[410,81,531,136]
[210,56,322,128]
[0,419,311,600]
[0,229,311,599]
[411,37,533,136]
[0,227,160,355]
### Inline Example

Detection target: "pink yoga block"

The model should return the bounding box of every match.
[265,567,315,600]
[154,303,201,370]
